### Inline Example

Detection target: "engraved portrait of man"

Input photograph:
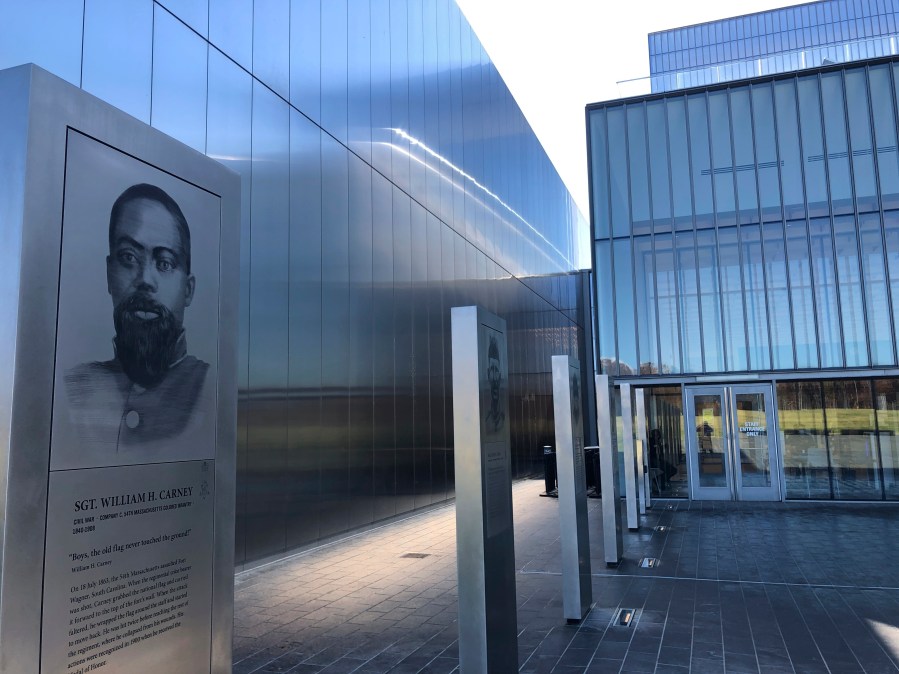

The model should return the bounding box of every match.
[64,183,210,452]
[485,334,505,433]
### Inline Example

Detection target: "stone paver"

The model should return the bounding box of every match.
[233,481,899,673]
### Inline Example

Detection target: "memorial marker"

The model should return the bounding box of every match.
[0,65,239,673]
[595,375,623,566]
[451,306,517,673]
[552,355,592,622]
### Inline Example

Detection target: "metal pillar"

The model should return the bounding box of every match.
[451,306,518,673]
[620,383,639,530]
[595,374,623,566]
[635,388,651,510]
[552,355,591,621]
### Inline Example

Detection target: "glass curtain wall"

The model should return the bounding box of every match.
[778,378,898,500]
[590,60,899,377]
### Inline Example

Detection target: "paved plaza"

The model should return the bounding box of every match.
[233,481,899,673]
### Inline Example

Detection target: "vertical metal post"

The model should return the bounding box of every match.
[595,374,623,566]
[451,306,518,673]
[635,388,651,510]
[620,383,639,530]
[552,356,592,622]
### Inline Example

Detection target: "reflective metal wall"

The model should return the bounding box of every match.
[1,0,588,566]
[590,59,899,378]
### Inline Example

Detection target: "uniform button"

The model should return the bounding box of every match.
[125,410,140,429]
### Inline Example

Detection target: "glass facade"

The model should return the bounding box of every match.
[647,0,899,92]
[591,57,899,502]
[1,0,589,565]
[590,62,899,379]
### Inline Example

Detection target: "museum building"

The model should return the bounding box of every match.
[0,1,589,568]
[588,0,899,502]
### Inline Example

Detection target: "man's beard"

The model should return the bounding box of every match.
[113,294,183,388]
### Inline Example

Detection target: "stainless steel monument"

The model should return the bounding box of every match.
[551,355,592,622]
[451,306,517,673]
[595,374,623,566]
[0,65,240,673]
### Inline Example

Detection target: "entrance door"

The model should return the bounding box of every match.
[685,385,780,501]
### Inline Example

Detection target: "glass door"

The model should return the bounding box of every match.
[685,385,781,501]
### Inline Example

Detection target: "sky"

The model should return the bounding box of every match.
[455,0,796,220]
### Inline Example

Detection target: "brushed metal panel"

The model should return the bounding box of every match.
[209,0,252,70]
[321,0,348,144]
[552,355,592,621]
[82,0,153,122]
[318,133,350,538]
[289,0,320,124]
[245,80,289,561]
[0,0,83,86]
[252,0,289,99]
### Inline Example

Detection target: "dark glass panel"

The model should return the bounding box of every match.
[832,215,867,367]
[858,213,894,365]
[823,380,882,500]
[751,84,782,222]
[596,241,616,374]
[777,381,831,499]
[590,110,610,239]
[730,89,759,224]
[774,80,805,219]
[646,101,672,230]
[820,72,853,215]
[718,227,747,371]
[696,229,724,372]
[613,238,637,375]
[740,224,770,370]
[687,94,714,227]
[634,236,658,374]
[808,217,842,367]
[872,65,899,209]
[762,222,793,369]
[645,386,687,498]
[874,379,899,500]
[844,68,878,212]
[797,76,829,217]
[607,107,629,237]
[708,91,736,226]
[666,97,692,230]
[654,233,681,374]
[627,105,651,235]
[675,231,702,372]
[286,111,323,549]
[785,220,817,368]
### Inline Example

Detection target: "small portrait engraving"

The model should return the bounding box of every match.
[64,184,208,449]
[51,130,220,470]
[485,333,506,433]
